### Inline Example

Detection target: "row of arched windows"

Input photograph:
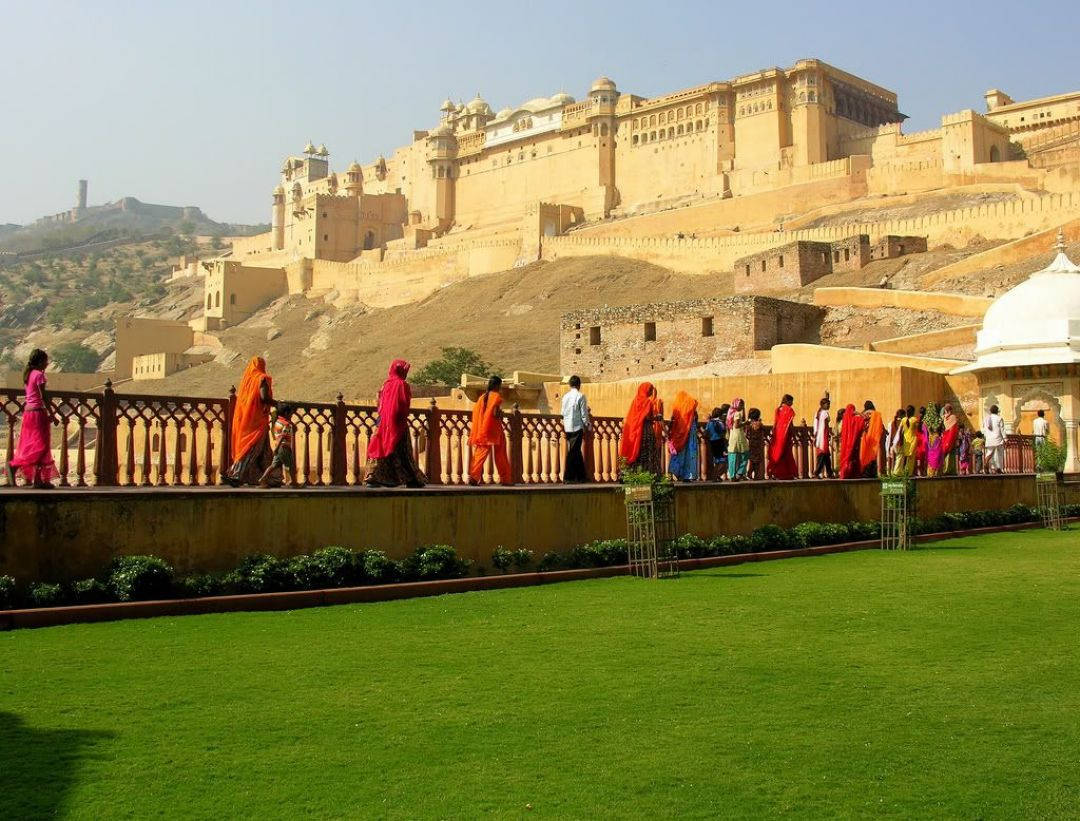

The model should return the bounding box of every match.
[632,102,708,131]
[632,119,709,145]
[205,291,236,309]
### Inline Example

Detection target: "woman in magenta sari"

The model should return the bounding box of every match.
[7,349,60,488]
[365,359,426,487]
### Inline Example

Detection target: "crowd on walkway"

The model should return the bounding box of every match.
[4,349,1033,490]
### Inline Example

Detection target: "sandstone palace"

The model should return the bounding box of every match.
[203,58,1079,329]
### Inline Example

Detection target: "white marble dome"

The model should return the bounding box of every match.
[963,239,1080,370]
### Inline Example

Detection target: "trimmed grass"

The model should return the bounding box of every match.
[2,529,1079,819]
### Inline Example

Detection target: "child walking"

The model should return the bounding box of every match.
[258,403,296,488]
[704,405,729,481]
[745,407,766,480]
[7,349,60,489]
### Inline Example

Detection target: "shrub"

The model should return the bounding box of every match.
[287,547,363,590]
[791,522,827,547]
[537,552,565,572]
[491,547,514,574]
[29,583,66,608]
[409,545,470,580]
[750,525,788,553]
[175,574,224,599]
[0,575,15,609]
[707,535,737,556]
[71,578,110,605]
[587,539,628,566]
[1036,439,1067,473]
[106,555,174,602]
[224,554,291,594]
[361,550,400,584]
[673,533,709,559]
[510,549,534,571]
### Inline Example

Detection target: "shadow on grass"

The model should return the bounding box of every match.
[0,711,114,818]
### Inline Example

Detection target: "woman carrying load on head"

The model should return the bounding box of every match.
[224,356,274,486]
[366,359,426,488]
[468,375,512,485]
[666,390,700,482]
[619,382,663,476]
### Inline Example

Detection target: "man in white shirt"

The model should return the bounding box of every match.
[982,404,1006,473]
[1032,410,1050,448]
[561,375,590,483]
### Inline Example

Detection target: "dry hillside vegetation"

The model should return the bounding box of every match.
[140,256,728,401]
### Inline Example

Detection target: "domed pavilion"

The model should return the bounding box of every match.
[956,229,1080,472]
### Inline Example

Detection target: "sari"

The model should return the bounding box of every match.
[957,430,972,473]
[838,404,864,479]
[225,357,273,485]
[620,382,661,475]
[859,410,884,478]
[667,391,699,481]
[939,407,959,476]
[8,369,60,485]
[468,390,511,484]
[366,359,426,487]
[767,403,798,480]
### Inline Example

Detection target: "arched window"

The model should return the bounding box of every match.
[696,120,702,131]
[649,114,656,126]
[633,134,639,145]
[363,230,376,250]
[229,293,236,305]
[668,127,674,139]
[696,103,703,115]
[206,294,212,309]
[600,123,608,136]
[215,291,220,308]
[989,144,1001,162]
[677,125,684,135]
[650,131,656,140]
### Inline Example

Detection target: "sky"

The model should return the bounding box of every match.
[2,0,1076,226]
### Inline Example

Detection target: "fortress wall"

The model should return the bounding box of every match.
[231,231,275,258]
[616,126,727,208]
[454,134,602,225]
[868,324,980,354]
[812,287,992,316]
[543,190,1080,274]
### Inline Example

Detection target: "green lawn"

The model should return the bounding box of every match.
[2,529,1079,819]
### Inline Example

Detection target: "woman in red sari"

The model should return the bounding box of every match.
[7,349,60,488]
[938,403,960,476]
[619,382,662,475]
[468,375,512,485]
[838,402,865,479]
[767,394,799,480]
[366,359,426,488]
[224,356,274,486]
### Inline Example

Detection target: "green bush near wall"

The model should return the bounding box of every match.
[1,503,1075,611]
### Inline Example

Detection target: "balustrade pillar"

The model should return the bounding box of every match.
[331,393,347,485]
[221,386,236,483]
[509,404,524,485]
[97,380,119,486]
[425,399,442,485]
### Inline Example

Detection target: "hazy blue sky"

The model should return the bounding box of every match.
[3,0,1075,225]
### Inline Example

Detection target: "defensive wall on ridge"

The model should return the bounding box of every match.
[0,475,1037,580]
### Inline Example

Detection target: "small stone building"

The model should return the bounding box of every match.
[734,233,928,293]
[561,296,825,380]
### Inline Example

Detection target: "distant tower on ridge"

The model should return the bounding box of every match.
[77,179,88,211]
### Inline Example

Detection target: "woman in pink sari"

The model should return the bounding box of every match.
[365,359,426,487]
[7,349,60,489]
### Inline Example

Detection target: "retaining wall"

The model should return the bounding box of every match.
[0,475,1034,582]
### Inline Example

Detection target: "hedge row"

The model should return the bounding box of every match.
[0,503,1073,611]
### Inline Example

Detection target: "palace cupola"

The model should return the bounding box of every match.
[344,161,364,195]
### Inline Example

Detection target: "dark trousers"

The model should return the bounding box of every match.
[813,452,833,478]
[564,429,588,482]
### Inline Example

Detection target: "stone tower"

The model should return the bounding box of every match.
[77,179,88,210]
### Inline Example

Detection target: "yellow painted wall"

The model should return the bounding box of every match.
[0,476,1036,582]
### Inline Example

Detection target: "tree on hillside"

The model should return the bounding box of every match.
[52,342,101,373]
[413,347,497,386]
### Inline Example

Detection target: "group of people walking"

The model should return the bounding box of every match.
[3,348,1031,490]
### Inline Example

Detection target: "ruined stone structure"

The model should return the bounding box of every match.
[560,297,825,380]
[733,234,927,292]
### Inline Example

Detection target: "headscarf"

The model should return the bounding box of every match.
[726,398,743,430]
[838,403,864,479]
[620,382,655,464]
[367,359,412,460]
[940,403,959,454]
[860,409,884,470]
[668,391,699,453]
[231,356,272,462]
[468,388,504,447]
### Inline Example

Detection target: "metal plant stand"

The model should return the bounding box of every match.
[1036,473,1064,531]
[880,478,917,550]
[625,484,679,578]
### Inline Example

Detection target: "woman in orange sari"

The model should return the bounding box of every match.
[619,382,663,475]
[838,402,865,479]
[225,356,274,486]
[666,390,700,481]
[468,375,512,485]
[767,394,799,480]
[859,401,885,479]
